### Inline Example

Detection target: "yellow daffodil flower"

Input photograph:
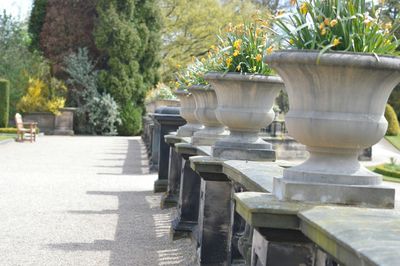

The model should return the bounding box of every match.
[300,3,308,15]
[330,19,338,27]
[256,54,262,62]
[332,38,340,46]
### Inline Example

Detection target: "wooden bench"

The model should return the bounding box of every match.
[15,113,37,143]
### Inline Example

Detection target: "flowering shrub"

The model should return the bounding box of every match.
[208,16,274,75]
[17,77,66,115]
[145,83,177,103]
[274,0,400,55]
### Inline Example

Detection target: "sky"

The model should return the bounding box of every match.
[0,0,32,20]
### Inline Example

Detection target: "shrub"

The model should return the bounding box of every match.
[0,79,10,127]
[64,48,121,135]
[374,164,400,179]
[385,104,400,136]
[145,83,177,103]
[16,77,66,115]
[87,93,121,135]
[95,0,162,134]
[118,104,143,136]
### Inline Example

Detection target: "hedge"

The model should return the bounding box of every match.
[385,104,400,136]
[0,128,40,134]
[0,79,10,128]
[374,165,400,179]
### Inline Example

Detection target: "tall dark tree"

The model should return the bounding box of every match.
[28,0,48,51]
[39,0,100,78]
[95,0,162,135]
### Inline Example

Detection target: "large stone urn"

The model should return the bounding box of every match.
[265,50,400,207]
[174,90,203,137]
[189,85,228,146]
[205,72,284,161]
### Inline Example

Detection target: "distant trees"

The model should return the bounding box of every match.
[160,0,268,82]
[28,0,47,51]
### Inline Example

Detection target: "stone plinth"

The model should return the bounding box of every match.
[171,143,209,240]
[152,107,186,193]
[161,134,187,209]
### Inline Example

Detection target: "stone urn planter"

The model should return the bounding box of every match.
[174,90,203,137]
[189,85,228,146]
[205,72,284,161]
[145,99,180,114]
[265,50,400,207]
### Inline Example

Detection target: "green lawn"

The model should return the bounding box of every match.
[385,135,400,150]
[0,134,15,141]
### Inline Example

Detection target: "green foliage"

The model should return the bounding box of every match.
[385,104,400,136]
[145,83,177,103]
[64,48,120,135]
[388,85,400,119]
[208,18,273,75]
[274,0,400,55]
[118,103,143,136]
[161,0,267,81]
[0,79,10,127]
[87,93,121,135]
[95,0,162,135]
[374,163,400,179]
[0,12,46,118]
[175,58,211,90]
[28,0,48,51]
[16,77,66,115]
[0,127,40,134]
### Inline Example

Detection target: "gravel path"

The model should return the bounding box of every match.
[0,136,195,266]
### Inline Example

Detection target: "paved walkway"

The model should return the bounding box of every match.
[0,136,195,266]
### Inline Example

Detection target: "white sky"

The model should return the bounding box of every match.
[0,0,32,20]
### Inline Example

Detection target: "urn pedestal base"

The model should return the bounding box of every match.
[191,126,228,146]
[273,177,395,208]
[212,132,276,161]
[177,123,203,137]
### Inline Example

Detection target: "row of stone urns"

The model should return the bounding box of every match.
[174,51,400,208]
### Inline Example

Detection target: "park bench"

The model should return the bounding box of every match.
[15,113,37,143]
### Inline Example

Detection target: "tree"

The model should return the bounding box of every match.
[39,0,100,78]
[28,0,48,51]
[95,0,162,135]
[160,0,268,82]
[0,11,45,117]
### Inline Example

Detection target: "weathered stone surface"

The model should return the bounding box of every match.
[252,228,318,266]
[234,192,314,229]
[175,90,203,137]
[197,179,233,265]
[274,177,395,208]
[300,206,400,266]
[223,161,282,192]
[161,146,182,209]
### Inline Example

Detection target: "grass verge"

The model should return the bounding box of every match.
[385,135,400,151]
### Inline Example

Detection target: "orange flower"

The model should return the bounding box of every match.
[256,54,262,62]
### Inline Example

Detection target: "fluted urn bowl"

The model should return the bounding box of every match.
[205,72,284,161]
[265,51,400,206]
[189,85,228,146]
[174,90,203,137]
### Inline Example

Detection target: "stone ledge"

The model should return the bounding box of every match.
[234,192,315,229]
[299,206,400,266]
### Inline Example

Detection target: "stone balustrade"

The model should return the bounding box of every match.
[141,106,398,266]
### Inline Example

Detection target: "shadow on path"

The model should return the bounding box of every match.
[47,191,185,266]
[96,139,150,176]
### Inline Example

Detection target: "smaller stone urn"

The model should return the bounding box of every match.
[205,72,284,160]
[265,50,400,207]
[189,85,228,146]
[174,90,203,137]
